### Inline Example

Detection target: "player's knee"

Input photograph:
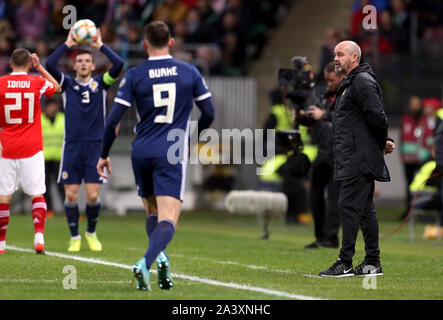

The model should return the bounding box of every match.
[65,190,78,203]
[86,193,99,204]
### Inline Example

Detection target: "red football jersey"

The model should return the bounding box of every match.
[0,72,55,159]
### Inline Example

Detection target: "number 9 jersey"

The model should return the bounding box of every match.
[0,72,55,159]
[114,55,211,158]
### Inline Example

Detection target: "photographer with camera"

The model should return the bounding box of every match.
[259,87,311,224]
[303,62,344,249]
[278,57,319,224]
[280,57,343,248]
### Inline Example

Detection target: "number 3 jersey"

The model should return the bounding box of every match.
[60,73,110,142]
[114,55,211,158]
[0,72,55,159]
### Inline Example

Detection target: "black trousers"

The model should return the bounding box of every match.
[44,160,65,212]
[310,162,340,242]
[338,174,380,265]
[284,178,308,223]
[403,163,420,213]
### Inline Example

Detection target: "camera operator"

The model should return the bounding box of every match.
[303,62,344,249]
[279,56,319,224]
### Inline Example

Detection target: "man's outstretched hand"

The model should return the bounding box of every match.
[97,157,111,179]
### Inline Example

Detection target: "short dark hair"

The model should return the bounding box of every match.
[75,49,94,62]
[324,61,337,74]
[46,98,58,106]
[144,21,171,48]
[11,48,31,68]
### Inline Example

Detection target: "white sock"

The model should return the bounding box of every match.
[85,231,96,236]
[34,232,44,245]
[71,235,81,241]
[0,240,5,250]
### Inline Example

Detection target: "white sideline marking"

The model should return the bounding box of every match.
[6,245,323,300]
[0,279,130,284]
[170,253,300,275]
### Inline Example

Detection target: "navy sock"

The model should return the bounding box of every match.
[145,214,158,238]
[64,202,80,237]
[144,220,175,269]
[86,200,101,234]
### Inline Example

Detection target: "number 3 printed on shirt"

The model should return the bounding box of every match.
[153,83,176,124]
[4,92,35,124]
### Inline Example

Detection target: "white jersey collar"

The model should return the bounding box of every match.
[75,77,93,86]
[10,72,28,75]
[148,55,173,61]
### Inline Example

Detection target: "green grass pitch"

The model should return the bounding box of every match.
[0,209,442,300]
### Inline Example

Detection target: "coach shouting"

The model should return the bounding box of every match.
[318,41,394,277]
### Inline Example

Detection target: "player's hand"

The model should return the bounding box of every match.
[97,157,111,179]
[307,105,325,120]
[383,140,395,155]
[89,28,103,49]
[65,28,77,48]
[31,53,41,70]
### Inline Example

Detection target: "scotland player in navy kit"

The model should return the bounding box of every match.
[97,21,214,291]
[46,28,123,252]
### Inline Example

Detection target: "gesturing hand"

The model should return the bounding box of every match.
[31,53,41,70]
[97,157,112,180]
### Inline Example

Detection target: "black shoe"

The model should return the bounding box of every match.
[317,239,339,248]
[318,259,355,277]
[355,260,383,276]
[304,241,320,249]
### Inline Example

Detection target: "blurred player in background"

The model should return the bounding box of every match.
[41,98,65,218]
[97,21,214,291]
[46,27,123,252]
[0,49,61,254]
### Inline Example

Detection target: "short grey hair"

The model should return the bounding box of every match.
[338,40,361,63]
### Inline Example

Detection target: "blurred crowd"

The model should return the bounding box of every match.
[0,0,292,76]
[317,0,443,76]
[400,96,443,216]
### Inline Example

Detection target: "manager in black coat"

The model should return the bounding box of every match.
[319,41,395,277]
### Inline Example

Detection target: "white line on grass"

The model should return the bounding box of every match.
[6,245,324,300]
[0,279,130,284]
[170,253,300,275]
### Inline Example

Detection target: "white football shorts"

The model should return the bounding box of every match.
[0,151,46,196]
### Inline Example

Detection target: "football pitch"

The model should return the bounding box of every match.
[0,209,442,300]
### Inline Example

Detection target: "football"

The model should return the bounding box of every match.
[72,19,97,44]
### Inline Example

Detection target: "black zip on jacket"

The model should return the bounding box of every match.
[332,63,390,182]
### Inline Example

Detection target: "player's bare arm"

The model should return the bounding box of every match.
[31,53,61,93]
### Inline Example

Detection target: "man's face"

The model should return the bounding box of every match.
[334,43,355,74]
[409,96,421,114]
[324,71,342,92]
[74,53,95,78]
[45,103,58,118]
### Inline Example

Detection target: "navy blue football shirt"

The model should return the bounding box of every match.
[110,55,211,158]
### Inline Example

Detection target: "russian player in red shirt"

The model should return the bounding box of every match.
[0,49,61,254]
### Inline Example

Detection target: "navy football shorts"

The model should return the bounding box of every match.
[58,141,104,184]
[131,154,186,201]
